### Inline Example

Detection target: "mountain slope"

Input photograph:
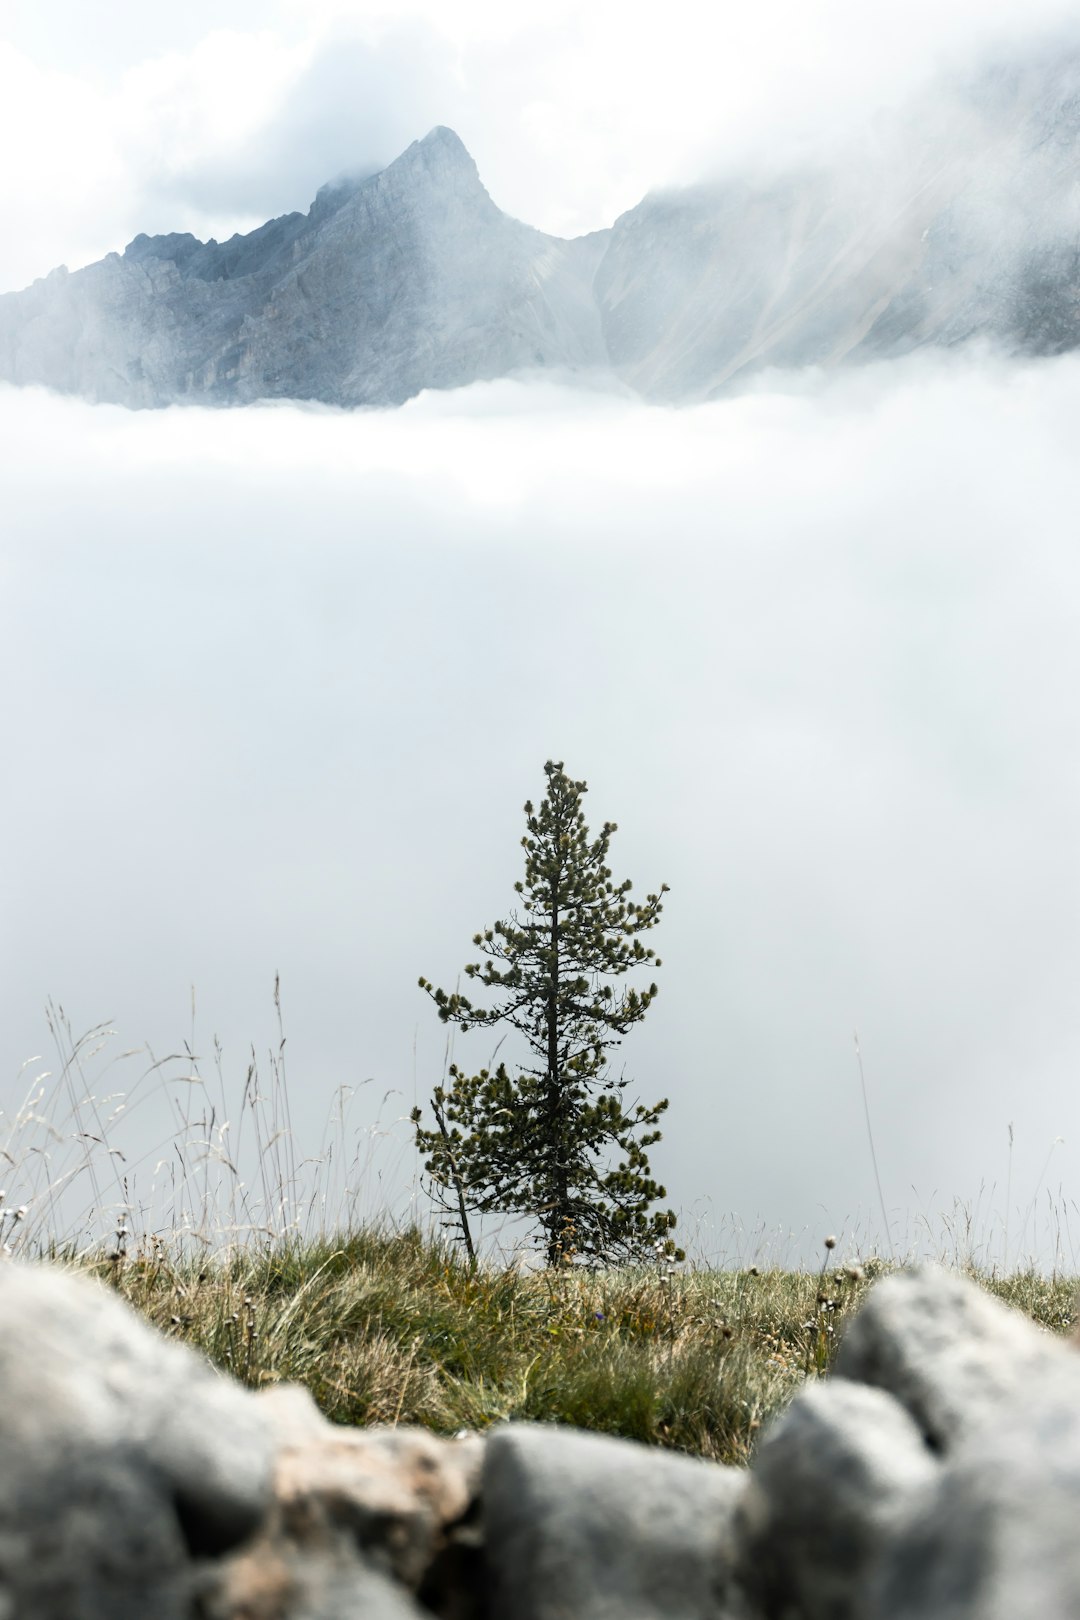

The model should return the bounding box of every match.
[0,128,610,408]
[3,39,1080,409]
[598,41,1080,399]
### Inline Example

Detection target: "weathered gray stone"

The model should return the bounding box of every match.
[194,1542,430,1620]
[735,1378,938,1620]
[0,1261,274,1620]
[868,1378,1080,1619]
[483,1422,746,1620]
[834,1266,1075,1452]
[255,1383,483,1603]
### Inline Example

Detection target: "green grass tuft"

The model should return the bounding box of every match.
[60,1228,1079,1467]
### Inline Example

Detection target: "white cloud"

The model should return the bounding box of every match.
[0,44,127,288]
[4,353,1080,1262]
[4,0,1080,288]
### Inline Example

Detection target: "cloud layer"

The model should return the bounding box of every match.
[4,354,1080,1263]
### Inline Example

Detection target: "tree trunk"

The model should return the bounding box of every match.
[545,836,570,1267]
[431,1094,477,1267]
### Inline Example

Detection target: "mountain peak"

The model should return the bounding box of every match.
[420,125,470,156]
[308,130,478,222]
[387,126,486,193]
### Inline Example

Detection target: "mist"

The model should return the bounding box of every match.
[4,0,1080,292]
[3,352,1079,1265]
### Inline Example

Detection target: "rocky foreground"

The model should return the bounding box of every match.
[5,1259,1080,1618]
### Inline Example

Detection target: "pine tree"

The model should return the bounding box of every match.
[413,760,682,1267]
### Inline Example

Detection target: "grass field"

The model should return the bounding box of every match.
[8,1010,1078,1466]
[58,1229,1077,1468]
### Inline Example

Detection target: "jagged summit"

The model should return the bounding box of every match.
[4,44,1080,411]
[0,125,607,407]
[367,126,495,212]
[312,127,484,215]
[118,127,488,292]
[409,125,478,167]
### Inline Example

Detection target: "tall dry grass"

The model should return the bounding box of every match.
[4,1006,1079,1466]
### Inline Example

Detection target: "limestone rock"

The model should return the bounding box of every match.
[0,1261,274,1620]
[867,1374,1080,1619]
[194,1542,430,1620]
[483,1422,746,1620]
[255,1384,483,1615]
[834,1266,1073,1452]
[735,1378,938,1620]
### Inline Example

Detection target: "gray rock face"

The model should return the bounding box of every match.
[195,1546,428,1620]
[833,1265,1072,1451]
[735,1379,938,1620]
[0,127,610,408]
[255,1383,484,1605]
[482,1422,746,1620]
[6,38,1080,409]
[749,1268,1080,1620]
[0,1261,274,1620]
[837,1271,1080,1620]
[598,40,1080,400]
[869,1423,1080,1620]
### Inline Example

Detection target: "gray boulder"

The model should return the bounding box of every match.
[749,1266,1080,1620]
[0,1261,274,1620]
[254,1383,484,1614]
[834,1266,1073,1452]
[735,1378,937,1620]
[195,1541,431,1620]
[483,1422,746,1620]
[868,1376,1080,1619]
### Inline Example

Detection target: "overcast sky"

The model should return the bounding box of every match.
[3,3,1080,1268]
[1,0,1079,291]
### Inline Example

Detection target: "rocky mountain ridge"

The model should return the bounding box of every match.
[3,39,1080,409]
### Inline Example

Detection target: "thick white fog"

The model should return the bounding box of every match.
[3,354,1080,1265]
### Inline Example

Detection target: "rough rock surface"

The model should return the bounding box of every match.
[483,1421,746,1620]
[0,1260,274,1620]
[834,1265,1076,1451]
[748,1269,1080,1620]
[0,128,608,409]
[869,1404,1080,1620]
[5,38,1080,407]
[734,1379,938,1620]
[255,1384,483,1610]
[195,1544,427,1620]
